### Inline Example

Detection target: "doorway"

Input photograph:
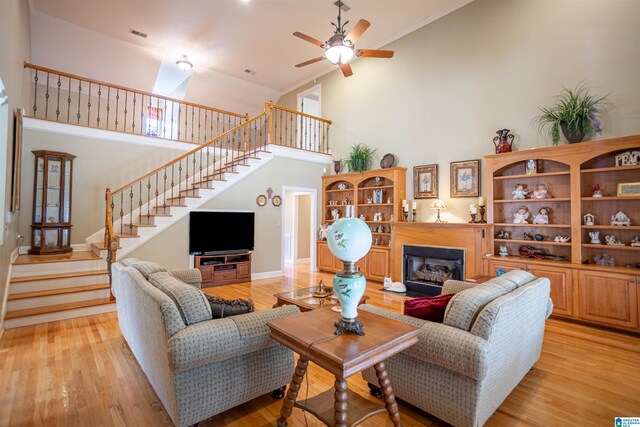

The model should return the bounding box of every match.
[296,85,321,151]
[282,186,317,271]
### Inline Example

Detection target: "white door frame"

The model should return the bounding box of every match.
[281,186,318,272]
[296,84,321,115]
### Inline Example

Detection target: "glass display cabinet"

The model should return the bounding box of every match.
[30,150,75,255]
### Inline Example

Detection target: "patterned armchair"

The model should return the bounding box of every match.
[360,270,552,427]
[111,260,299,427]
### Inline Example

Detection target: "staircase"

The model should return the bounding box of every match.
[6,93,332,329]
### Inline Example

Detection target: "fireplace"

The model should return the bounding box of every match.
[403,245,465,296]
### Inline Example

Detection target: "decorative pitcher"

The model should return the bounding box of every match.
[493,129,514,154]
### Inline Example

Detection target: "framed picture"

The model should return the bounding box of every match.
[617,182,640,197]
[450,159,480,198]
[413,164,438,199]
[525,159,537,175]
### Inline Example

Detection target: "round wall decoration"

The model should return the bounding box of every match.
[380,153,396,168]
[256,194,267,206]
[272,195,282,207]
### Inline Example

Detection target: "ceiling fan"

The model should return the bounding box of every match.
[293,1,394,77]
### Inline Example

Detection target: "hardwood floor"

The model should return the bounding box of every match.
[1,263,638,426]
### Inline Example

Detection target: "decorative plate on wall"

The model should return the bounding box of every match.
[256,195,267,206]
[272,195,282,207]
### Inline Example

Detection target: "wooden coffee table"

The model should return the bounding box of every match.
[273,286,369,312]
[267,307,418,427]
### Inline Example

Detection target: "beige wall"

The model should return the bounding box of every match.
[19,129,186,244]
[296,194,311,260]
[0,0,31,331]
[128,157,324,273]
[278,0,640,222]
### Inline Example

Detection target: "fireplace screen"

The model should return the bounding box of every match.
[403,245,464,296]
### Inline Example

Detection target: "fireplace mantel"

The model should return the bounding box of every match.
[390,223,490,282]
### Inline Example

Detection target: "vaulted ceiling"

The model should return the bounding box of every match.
[31,0,472,115]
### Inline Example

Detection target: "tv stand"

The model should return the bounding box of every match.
[194,252,252,288]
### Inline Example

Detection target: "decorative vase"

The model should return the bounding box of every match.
[560,122,585,144]
[493,129,514,154]
[326,218,372,335]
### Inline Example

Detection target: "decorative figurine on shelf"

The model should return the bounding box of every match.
[377,225,384,233]
[493,129,514,154]
[496,230,511,239]
[337,183,347,190]
[611,211,632,226]
[513,205,530,224]
[374,237,380,245]
[326,218,372,336]
[589,231,601,244]
[592,184,603,198]
[594,254,615,266]
[534,234,544,241]
[605,235,625,246]
[532,183,551,199]
[359,214,365,221]
[631,236,640,247]
[512,183,530,200]
[533,207,551,224]
[554,236,570,243]
[390,214,395,222]
[367,198,373,204]
[331,209,340,220]
[387,196,392,204]
[318,223,329,241]
[584,213,595,226]
[499,245,508,256]
[383,277,407,293]
[523,232,534,241]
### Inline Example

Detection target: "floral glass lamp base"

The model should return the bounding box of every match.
[333,264,367,336]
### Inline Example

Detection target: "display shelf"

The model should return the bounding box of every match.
[582,225,640,230]
[359,185,395,190]
[357,203,393,207]
[371,232,391,235]
[326,188,353,193]
[495,238,571,247]
[581,165,640,174]
[493,171,570,180]
[493,198,571,203]
[582,196,640,201]
[365,221,391,224]
[582,244,640,251]
[494,223,571,228]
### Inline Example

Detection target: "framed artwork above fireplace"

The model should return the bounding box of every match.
[450,159,480,198]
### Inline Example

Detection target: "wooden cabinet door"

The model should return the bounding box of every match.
[317,243,336,272]
[578,271,638,330]
[237,263,250,279]
[529,265,573,317]
[367,249,389,282]
[486,259,527,276]
[355,254,368,277]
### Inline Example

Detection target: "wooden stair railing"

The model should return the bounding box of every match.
[24,62,248,145]
[102,102,332,282]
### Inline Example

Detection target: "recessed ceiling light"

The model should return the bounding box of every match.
[244,69,257,75]
[129,29,148,38]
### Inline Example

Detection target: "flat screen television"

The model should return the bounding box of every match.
[189,211,255,255]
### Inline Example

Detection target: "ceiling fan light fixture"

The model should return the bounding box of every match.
[325,45,353,64]
[176,55,193,71]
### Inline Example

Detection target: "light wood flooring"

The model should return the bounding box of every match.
[1,263,639,426]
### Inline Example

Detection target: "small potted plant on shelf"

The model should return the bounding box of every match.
[344,144,376,172]
[534,83,609,145]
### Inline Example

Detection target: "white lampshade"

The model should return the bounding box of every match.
[431,199,448,210]
[325,45,354,65]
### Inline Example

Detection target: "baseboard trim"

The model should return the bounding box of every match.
[1,248,19,332]
[251,270,282,280]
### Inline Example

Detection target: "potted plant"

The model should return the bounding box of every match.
[344,144,376,172]
[534,84,609,145]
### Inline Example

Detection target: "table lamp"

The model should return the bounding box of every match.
[326,218,372,336]
[431,199,448,223]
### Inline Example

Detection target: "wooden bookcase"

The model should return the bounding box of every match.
[317,167,406,282]
[484,136,640,332]
[194,252,251,288]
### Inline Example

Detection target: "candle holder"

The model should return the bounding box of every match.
[403,211,409,222]
[478,205,487,223]
[412,209,417,222]
[469,213,477,223]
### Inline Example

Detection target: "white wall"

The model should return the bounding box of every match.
[278,0,640,222]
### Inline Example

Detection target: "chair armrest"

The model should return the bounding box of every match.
[359,304,488,380]
[546,298,554,319]
[442,279,477,294]
[170,268,202,288]
[167,305,299,372]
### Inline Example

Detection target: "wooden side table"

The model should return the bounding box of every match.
[267,307,418,427]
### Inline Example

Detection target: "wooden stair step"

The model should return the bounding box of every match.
[13,251,102,265]
[11,270,109,284]
[166,196,201,201]
[114,233,140,238]
[8,284,111,301]
[140,212,172,217]
[123,223,156,227]
[4,298,114,320]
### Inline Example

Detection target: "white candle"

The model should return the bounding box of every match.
[412,201,417,210]
[478,196,486,207]
[402,199,407,207]
[470,204,477,214]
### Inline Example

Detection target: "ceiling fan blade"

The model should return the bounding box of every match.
[295,56,326,68]
[339,63,353,77]
[293,32,325,47]
[355,49,394,58]
[346,19,371,44]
